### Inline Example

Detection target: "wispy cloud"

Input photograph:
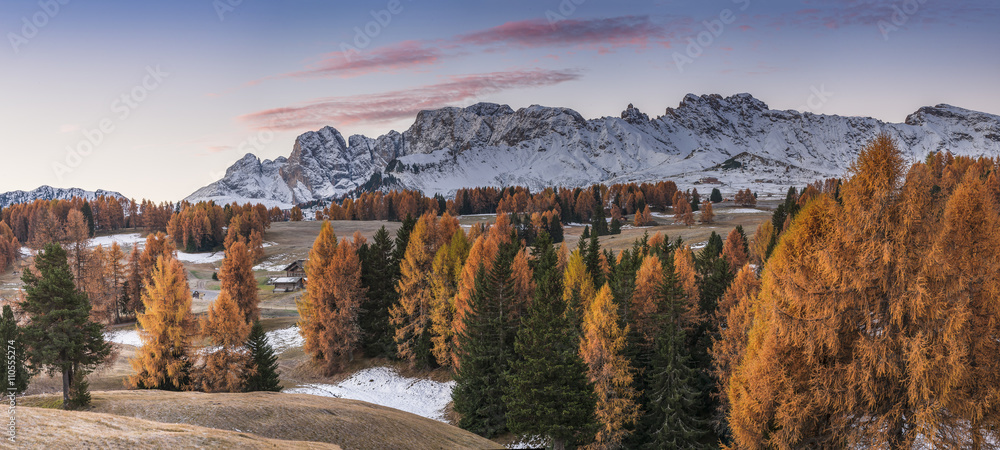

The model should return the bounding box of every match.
[249,16,679,86]
[455,16,680,51]
[255,41,443,82]
[239,68,582,131]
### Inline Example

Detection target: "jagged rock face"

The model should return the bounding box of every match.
[186,94,1000,207]
[0,186,126,208]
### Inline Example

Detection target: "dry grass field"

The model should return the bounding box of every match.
[10,406,338,450]
[18,390,499,450]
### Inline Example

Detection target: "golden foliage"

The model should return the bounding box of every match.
[128,255,195,390]
[580,285,639,449]
[298,222,365,375]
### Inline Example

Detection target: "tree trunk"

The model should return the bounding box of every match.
[61,366,71,410]
[552,438,566,450]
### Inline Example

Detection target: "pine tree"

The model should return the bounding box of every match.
[710,188,723,204]
[358,226,398,358]
[21,243,111,409]
[690,188,701,212]
[643,322,709,449]
[200,290,251,393]
[244,321,282,392]
[581,284,640,448]
[609,217,622,235]
[585,230,603,287]
[505,232,597,450]
[592,204,609,237]
[0,305,31,395]
[128,254,195,391]
[218,240,259,323]
[453,243,517,438]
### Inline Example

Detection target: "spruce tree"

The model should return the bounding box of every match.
[609,217,622,235]
[21,243,110,409]
[0,305,31,395]
[359,226,398,357]
[505,232,596,449]
[644,322,709,449]
[244,321,282,392]
[690,188,701,212]
[453,243,517,438]
[710,188,723,204]
[592,204,609,237]
[581,225,591,240]
[585,230,603,287]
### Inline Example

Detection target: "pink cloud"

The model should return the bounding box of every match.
[455,16,677,50]
[239,68,582,131]
[207,145,233,153]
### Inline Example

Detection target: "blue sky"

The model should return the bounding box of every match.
[1,0,997,201]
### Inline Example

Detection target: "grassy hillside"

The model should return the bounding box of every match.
[20,390,500,450]
[14,406,338,449]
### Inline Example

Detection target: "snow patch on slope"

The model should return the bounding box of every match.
[286,367,455,422]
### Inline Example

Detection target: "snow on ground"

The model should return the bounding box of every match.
[286,367,455,422]
[254,259,288,271]
[719,208,766,214]
[266,326,304,353]
[175,251,225,264]
[105,329,142,347]
[90,233,145,249]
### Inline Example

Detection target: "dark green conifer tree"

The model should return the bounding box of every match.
[505,233,596,449]
[609,217,622,235]
[359,226,399,357]
[0,305,31,395]
[710,188,723,204]
[453,243,518,437]
[643,322,710,449]
[244,321,282,392]
[21,243,110,409]
[585,230,603,287]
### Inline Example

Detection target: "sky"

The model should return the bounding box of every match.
[0,0,997,202]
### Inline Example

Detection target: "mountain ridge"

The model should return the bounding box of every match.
[0,185,126,208]
[186,93,1000,208]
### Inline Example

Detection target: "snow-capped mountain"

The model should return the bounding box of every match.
[0,185,126,208]
[186,94,1000,207]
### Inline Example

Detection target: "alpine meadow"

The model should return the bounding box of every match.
[2,1,999,448]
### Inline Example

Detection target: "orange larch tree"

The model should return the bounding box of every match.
[580,284,639,448]
[298,222,365,375]
[128,254,196,390]
[218,240,259,323]
[199,290,252,393]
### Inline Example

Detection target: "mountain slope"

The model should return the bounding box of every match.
[187,94,1000,207]
[0,185,126,208]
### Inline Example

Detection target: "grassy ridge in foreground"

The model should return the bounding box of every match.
[14,406,338,449]
[19,390,500,450]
